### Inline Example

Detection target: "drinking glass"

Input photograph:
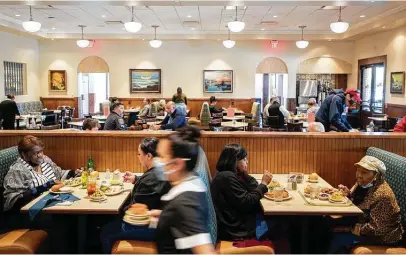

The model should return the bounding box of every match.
[310,184,319,200]
[87,177,97,196]
[273,187,284,203]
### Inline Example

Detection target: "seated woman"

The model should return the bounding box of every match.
[138,98,151,118]
[101,137,171,253]
[329,155,404,253]
[210,144,273,242]
[209,96,223,114]
[3,135,80,213]
[152,126,215,254]
[83,118,100,131]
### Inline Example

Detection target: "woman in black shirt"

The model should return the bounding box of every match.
[152,126,215,254]
[209,96,223,114]
[211,144,272,241]
[101,137,170,253]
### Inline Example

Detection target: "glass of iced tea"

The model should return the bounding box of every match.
[87,177,97,196]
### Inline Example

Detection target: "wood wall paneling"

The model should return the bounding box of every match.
[386,103,406,118]
[40,97,79,117]
[1,131,406,188]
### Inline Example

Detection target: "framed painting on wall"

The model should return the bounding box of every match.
[390,72,405,94]
[203,70,233,93]
[49,70,67,91]
[129,69,161,93]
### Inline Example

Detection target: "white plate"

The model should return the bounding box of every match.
[329,197,347,204]
[264,192,292,201]
[50,187,73,194]
[123,215,150,226]
[105,188,124,196]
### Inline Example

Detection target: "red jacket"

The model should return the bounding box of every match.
[394,116,406,132]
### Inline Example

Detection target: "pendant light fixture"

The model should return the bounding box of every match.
[22,6,41,32]
[296,25,309,49]
[76,25,90,48]
[149,25,162,48]
[227,6,245,33]
[223,26,235,48]
[330,6,349,33]
[124,6,142,33]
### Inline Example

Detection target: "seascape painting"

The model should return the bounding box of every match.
[203,70,233,93]
[129,69,161,93]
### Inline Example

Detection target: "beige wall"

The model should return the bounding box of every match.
[0,31,40,102]
[351,25,406,105]
[39,39,355,99]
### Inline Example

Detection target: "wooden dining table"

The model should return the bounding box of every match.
[21,172,134,253]
[251,174,363,253]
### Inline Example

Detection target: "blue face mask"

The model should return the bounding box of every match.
[154,158,167,181]
[361,181,374,189]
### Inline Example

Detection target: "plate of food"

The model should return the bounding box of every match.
[318,193,329,200]
[50,184,73,194]
[320,187,337,194]
[63,177,81,187]
[104,186,127,196]
[123,204,151,226]
[90,190,107,201]
[267,180,281,191]
[264,189,292,201]
[307,173,319,183]
[329,191,347,203]
[303,184,311,196]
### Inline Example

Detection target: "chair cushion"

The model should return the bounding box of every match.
[366,147,406,226]
[216,241,274,254]
[0,229,48,254]
[112,240,274,254]
[0,147,18,186]
[352,245,406,254]
[112,240,157,254]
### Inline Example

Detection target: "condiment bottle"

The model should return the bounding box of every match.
[292,177,297,190]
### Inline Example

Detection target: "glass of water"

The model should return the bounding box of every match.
[273,187,284,203]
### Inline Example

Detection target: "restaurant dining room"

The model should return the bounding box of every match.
[1,0,406,254]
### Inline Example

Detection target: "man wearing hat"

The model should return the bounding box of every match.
[316,88,361,132]
[329,155,404,253]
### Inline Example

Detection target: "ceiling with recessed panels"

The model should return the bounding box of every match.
[0,0,406,40]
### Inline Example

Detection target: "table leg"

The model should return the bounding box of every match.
[77,215,87,253]
[300,216,309,254]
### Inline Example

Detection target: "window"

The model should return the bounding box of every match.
[360,63,385,113]
[3,61,26,96]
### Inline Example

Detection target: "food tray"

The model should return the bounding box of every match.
[298,190,353,207]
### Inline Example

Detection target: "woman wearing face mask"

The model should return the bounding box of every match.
[328,156,404,253]
[101,137,171,254]
[152,126,215,254]
[3,135,80,213]
[210,144,276,245]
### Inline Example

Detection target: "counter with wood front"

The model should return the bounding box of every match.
[1,130,406,187]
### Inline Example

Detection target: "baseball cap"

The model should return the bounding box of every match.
[346,89,361,103]
[355,156,386,175]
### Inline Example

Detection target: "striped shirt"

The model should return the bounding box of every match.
[17,157,57,189]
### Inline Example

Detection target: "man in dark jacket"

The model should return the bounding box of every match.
[151,101,186,130]
[103,102,127,130]
[0,94,20,130]
[316,89,361,132]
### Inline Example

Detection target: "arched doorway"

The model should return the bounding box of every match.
[255,57,289,110]
[77,56,110,117]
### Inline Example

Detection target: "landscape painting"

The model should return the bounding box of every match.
[390,71,405,94]
[203,70,233,93]
[49,70,67,91]
[129,69,161,93]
